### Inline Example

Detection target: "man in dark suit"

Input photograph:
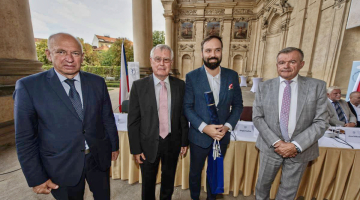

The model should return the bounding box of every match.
[128,44,189,200]
[183,35,243,200]
[13,33,119,200]
[253,47,328,199]
[348,91,360,127]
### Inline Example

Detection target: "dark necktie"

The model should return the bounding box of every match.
[64,79,83,121]
[280,80,292,142]
[332,102,346,123]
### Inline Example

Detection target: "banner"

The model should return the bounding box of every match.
[128,62,140,91]
[345,61,360,101]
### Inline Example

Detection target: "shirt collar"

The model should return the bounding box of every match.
[204,65,221,79]
[153,74,169,86]
[54,68,81,83]
[279,74,298,84]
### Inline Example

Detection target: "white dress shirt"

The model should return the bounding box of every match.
[350,102,360,120]
[198,66,233,133]
[153,74,171,132]
[54,68,88,150]
[276,75,302,151]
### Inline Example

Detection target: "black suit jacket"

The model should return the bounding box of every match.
[14,68,119,187]
[347,101,360,127]
[128,75,189,163]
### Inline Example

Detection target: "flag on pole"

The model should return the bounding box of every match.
[352,72,360,92]
[119,41,129,112]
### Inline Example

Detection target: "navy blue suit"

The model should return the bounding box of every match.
[13,68,119,189]
[183,66,243,199]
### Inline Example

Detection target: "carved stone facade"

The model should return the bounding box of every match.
[161,0,359,93]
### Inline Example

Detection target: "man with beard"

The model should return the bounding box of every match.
[183,35,243,200]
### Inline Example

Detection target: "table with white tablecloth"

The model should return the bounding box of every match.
[111,114,360,200]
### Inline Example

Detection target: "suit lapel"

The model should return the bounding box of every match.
[148,75,159,119]
[218,67,228,106]
[47,68,81,121]
[199,66,211,93]
[169,76,176,123]
[270,78,280,127]
[296,75,308,122]
[80,71,89,121]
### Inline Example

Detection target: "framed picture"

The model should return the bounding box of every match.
[233,21,248,39]
[205,22,220,37]
[180,22,193,39]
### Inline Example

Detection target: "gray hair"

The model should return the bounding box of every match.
[150,44,174,60]
[47,32,83,53]
[327,86,341,94]
[277,47,304,61]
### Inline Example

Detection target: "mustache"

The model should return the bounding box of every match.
[207,57,219,61]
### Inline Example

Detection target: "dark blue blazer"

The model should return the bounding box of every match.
[13,68,119,187]
[183,66,243,148]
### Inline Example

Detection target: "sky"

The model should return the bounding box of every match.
[29,0,165,44]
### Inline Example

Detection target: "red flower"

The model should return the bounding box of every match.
[229,83,233,90]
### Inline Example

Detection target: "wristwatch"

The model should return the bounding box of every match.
[294,145,301,153]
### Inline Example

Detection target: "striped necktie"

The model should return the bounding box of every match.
[65,79,84,121]
[332,102,346,123]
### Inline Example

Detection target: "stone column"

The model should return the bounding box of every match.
[0,0,42,144]
[164,14,174,48]
[132,0,153,76]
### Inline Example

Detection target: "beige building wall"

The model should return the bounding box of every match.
[164,0,359,93]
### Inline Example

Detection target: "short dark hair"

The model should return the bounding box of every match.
[277,47,304,61]
[201,35,223,52]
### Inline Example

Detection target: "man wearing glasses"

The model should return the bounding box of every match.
[128,44,189,200]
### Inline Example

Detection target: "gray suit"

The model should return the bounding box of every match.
[326,99,356,126]
[253,75,328,200]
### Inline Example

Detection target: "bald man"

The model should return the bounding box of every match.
[14,33,119,200]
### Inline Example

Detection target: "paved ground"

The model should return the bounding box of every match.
[0,85,256,200]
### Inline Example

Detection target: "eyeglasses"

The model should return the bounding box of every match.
[152,57,172,63]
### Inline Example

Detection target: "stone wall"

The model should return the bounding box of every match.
[167,0,359,92]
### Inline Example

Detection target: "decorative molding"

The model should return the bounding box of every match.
[233,9,253,15]
[179,9,197,16]
[261,1,293,30]
[334,0,348,9]
[261,32,267,41]
[205,9,225,16]
[231,44,249,51]
[179,44,195,52]
[0,59,43,76]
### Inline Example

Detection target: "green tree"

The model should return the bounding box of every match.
[78,37,100,66]
[153,30,165,47]
[36,39,51,65]
[99,38,134,66]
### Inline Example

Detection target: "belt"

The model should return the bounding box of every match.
[81,149,90,154]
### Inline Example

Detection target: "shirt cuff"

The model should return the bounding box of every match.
[198,122,207,133]
[291,141,302,152]
[272,139,281,147]
[224,123,233,132]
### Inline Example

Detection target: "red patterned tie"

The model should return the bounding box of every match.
[159,81,169,138]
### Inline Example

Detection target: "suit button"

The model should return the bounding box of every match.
[83,130,86,134]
